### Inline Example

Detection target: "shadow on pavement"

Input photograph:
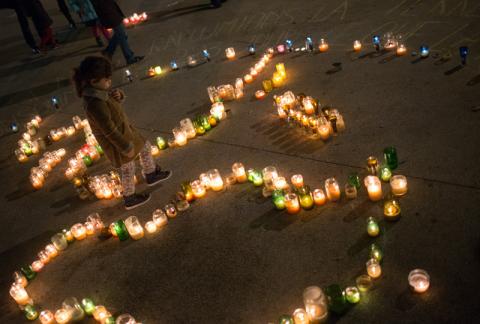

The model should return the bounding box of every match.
[467,74,480,86]
[444,64,464,76]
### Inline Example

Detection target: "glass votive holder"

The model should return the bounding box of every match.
[13,271,28,287]
[313,188,327,206]
[92,306,111,322]
[353,40,362,51]
[62,297,84,321]
[81,298,96,315]
[273,177,288,190]
[9,283,32,305]
[344,286,361,303]
[165,204,177,218]
[225,173,237,186]
[232,162,247,183]
[284,193,300,214]
[370,243,384,262]
[54,308,73,324]
[191,180,206,198]
[303,286,328,322]
[297,185,314,210]
[366,156,379,175]
[39,310,55,324]
[199,173,211,189]
[272,189,286,210]
[366,258,382,278]
[173,127,187,146]
[379,164,392,182]
[390,175,408,196]
[45,244,58,258]
[364,175,383,202]
[325,178,341,202]
[262,166,278,189]
[291,174,304,188]
[356,274,373,292]
[292,308,309,324]
[145,221,157,234]
[153,209,168,228]
[31,260,44,272]
[176,199,190,211]
[180,118,197,139]
[225,47,236,59]
[384,198,401,221]
[383,146,398,170]
[262,79,273,93]
[71,223,87,240]
[344,183,357,199]
[116,314,137,324]
[124,216,144,240]
[366,217,380,237]
[408,269,430,293]
[208,169,224,191]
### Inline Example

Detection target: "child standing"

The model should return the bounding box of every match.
[68,0,110,47]
[73,56,171,209]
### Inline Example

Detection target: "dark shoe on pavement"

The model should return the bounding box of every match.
[127,56,144,65]
[124,193,151,210]
[145,167,172,186]
[95,37,104,47]
[32,47,41,55]
[101,50,113,61]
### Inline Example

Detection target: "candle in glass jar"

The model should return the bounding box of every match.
[255,90,266,100]
[291,174,304,188]
[364,176,383,201]
[173,127,187,146]
[366,258,382,278]
[208,169,224,191]
[366,156,379,174]
[145,221,157,234]
[353,40,362,51]
[13,271,28,287]
[318,38,329,52]
[356,274,373,292]
[165,204,177,218]
[344,183,357,199]
[71,223,87,240]
[210,102,225,120]
[45,244,58,258]
[408,269,430,293]
[191,180,206,198]
[344,286,361,303]
[303,286,328,322]
[10,283,32,305]
[384,198,401,220]
[272,72,284,88]
[302,97,316,114]
[39,310,55,324]
[153,209,168,228]
[273,177,288,190]
[284,193,300,214]
[325,178,341,202]
[366,217,380,237]
[232,163,247,182]
[85,221,96,234]
[31,260,44,272]
[125,216,144,240]
[397,44,407,55]
[225,47,236,59]
[318,123,331,140]
[390,175,408,196]
[244,74,253,83]
[292,308,309,324]
[92,306,111,322]
[313,188,327,205]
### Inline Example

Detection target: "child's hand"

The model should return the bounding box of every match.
[110,89,123,101]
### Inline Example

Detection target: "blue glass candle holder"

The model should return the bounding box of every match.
[305,36,314,51]
[51,96,60,109]
[285,39,293,51]
[420,45,429,58]
[459,46,468,65]
[202,49,210,61]
[170,60,178,70]
[373,35,381,51]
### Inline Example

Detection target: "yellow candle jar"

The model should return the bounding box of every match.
[232,162,247,183]
[325,178,341,202]
[275,62,286,78]
[364,176,383,201]
[284,193,300,214]
[125,216,144,240]
[191,180,206,198]
[272,72,284,88]
[390,175,408,196]
[384,198,401,221]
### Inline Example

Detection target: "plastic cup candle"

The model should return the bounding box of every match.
[344,286,361,303]
[199,173,211,189]
[38,250,50,264]
[31,260,44,272]
[125,216,144,240]
[353,40,362,51]
[291,174,304,188]
[173,127,187,146]
[325,178,341,202]
[390,175,408,196]
[208,169,224,191]
[39,310,55,324]
[272,190,286,210]
[298,186,314,209]
[10,283,32,305]
[232,163,247,182]
[145,221,157,234]
[397,44,407,55]
[364,176,383,201]
[408,269,430,293]
[367,217,380,237]
[191,180,206,198]
[255,90,266,100]
[384,198,401,220]
[318,38,329,52]
[71,223,87,240]
[55,308,73,324]
[225,47,236,59]
[366,258,382,278]
[284,193,300,214]
[262,166,278,189]
[93,306,111,322]
[45,244,58,258]
[303,286,328,322]
[152,209,168,228]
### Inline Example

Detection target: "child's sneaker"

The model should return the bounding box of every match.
[124,193,151,210]
[145,167,172,186]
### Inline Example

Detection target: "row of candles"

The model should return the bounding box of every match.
[123,12,147,27]
[29,149,66,189]
[10,213,140,323]
[275,90,346,140]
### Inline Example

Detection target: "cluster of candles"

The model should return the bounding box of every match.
[15,116,43,162]
[254,62,287,100]
[29,149,66,189]
[10,213,141,323]
[275,91,346,140]
[123,12,147,27]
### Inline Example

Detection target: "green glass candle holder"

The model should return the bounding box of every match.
[347,173,361,189]
[105,316,115,324]
[95,145,104,155]
[24,304,38,320]
[81,298,96,315]
[181,182,195,202]
[297,186,314,210]
[113,220,130,241]
[251,170,264,186]
[325,284,348,314]
[200,115,211,131]
[366,217,380,237]
[384,146,398,170]
[82,155,93,167]
[272,190,286,210]
[379,164,392,182]
[370,243,384,262]
[194,120,206,135]
[156,136,168,150]
[344,286,360,304]
[278,315,294,324]
[21,266,36,281]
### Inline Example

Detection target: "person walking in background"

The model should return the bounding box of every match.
[24,0,57,51]
[0,0,40,54]
[72,56,171,210]
[57,0,76,28]
[90,0,144,65]
[68,0,110,47]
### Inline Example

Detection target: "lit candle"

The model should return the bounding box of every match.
[356,274,373,292]
[39,310,55,324]
[45,244,58,258]
[318,123,331,141]
[325,178,341,202]
[232,163,247,182]
[284,193,300,214]
[366,258,382,278]
[379,164,392,182]
[366,217,380,237]
[397,44,407,56]
[31,260,44,272]
[313,188,327,205]
[318,38,329,52]
[151,145,160,156]
[250,68,258,78]
[420,45,429,58]
[408,269,430,293]
[390,175,408,196]
[10,283,32,305]
[273,177,288,190]
[364,176,383,201]
[225,173,237,185]
[199,173,211,189]
[275,63,286,78]
[303,286,328,322]
[152,209,168,228]
[344,286,361,303]
[180,118,197,139]
[173,127,187,146]
[191,180,206,198]
[302,96,316,114]
[38,250,50,264]
[62,297,85,321]
[165,204,177,218]
[225,47,236,59]
[272,189,286,210]
[30,174,44,190]
[210,102,225,120]
[71,223,87,240]
[125,216,145,240]
[353,40,362,51]
[66,126,76,136]
[366,156,379,174]
[370,243,383,262]
[272,72,284,88]
[277,44,286,53]
[255,90,266,100]
[292,308,309,324]
[291,174,304,188]
[154,66,162,75]
[93,306,111,322]
[208,169,224,191]
[13,271,28,287]
[244,74,253,83]
[145,221,157,234]
[262,166,278,190]
[298,185,314,210]
[383,198,401,221]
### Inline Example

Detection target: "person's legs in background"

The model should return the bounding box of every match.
[56,0,76,28]
[13,5,39,53]
[111,24,134,63]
